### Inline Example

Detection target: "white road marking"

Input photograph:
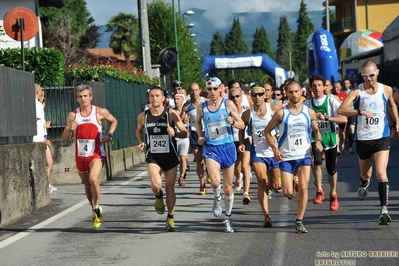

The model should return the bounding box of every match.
[0,170,148,249]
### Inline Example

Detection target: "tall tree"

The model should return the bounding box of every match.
[106,13,139,65]
[209,31,226,79]
[322,7,336,30]
[141,0,202,86]
[224,16,249,81]
[250,26,275,83]
[293,0,314,81]
[276,16,293,73]
[40,0,99,70]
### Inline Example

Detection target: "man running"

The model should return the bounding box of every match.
[305,75,347,211]
[136,86,188,232]
[338,60,399,225]
[241,84,280,227]
[264,80,323,233]
[62,84,118,229]
[196,77,244,233]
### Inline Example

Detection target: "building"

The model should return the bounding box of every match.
[328,0,399,46]
[0,0,65,49]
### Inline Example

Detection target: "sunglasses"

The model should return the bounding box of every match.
[274,93,281,96]
[361,71,378,79]
[207,87,219,91]
[230,95,241,99]
[251,92,265,97]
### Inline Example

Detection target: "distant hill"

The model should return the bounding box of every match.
[96,9,324,56]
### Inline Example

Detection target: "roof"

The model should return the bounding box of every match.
[86,48,135,62]
[38,0,66,8]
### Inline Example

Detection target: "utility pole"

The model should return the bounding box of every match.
[326,0,330,31]
[138,0,153,77]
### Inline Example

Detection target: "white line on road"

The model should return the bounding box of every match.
[0,170,148,250]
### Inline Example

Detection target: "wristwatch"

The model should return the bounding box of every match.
[324,115,330,122]
[108,133,113,140]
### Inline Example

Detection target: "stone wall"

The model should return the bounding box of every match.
[0,143,50,227]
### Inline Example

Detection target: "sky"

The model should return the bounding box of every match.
[86,0,327,28]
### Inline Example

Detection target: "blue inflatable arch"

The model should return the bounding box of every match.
[202,54,288,87]
[307,29,340,82]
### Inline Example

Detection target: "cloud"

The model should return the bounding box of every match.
[86,0,326,26]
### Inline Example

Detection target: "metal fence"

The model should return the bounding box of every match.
[103,76,149,150]
[0,66,36,144]
[1,67,151,150]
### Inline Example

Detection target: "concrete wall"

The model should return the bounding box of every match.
[0,143,50,227]
[0,140,145,227]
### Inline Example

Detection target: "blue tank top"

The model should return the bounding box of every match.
[202,98,234,145]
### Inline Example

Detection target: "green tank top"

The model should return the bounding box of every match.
[311,96,337,149]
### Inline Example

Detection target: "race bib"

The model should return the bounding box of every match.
[78,139,95,157]
[207,121,228,141]
[150,135,170,153]
[317,120,331,134]
[288,131,307,152]
[359,112,383,132]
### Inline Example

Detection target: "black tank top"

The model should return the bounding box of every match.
[144,107,178,158]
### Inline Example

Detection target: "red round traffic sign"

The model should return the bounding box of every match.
[3,7,39,41]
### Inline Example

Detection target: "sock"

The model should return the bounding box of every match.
[155,190,163,199]
[213,184,221,198]
[93,205,98,210]
[348,132,354,148]
[167,214,174,219]
[224,194,234,216]
[378,180,389,207]
[296,219,302,224]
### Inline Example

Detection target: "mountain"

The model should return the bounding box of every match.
[96,9,324,56]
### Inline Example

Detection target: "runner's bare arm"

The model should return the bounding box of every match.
[136,112,146,151]
[226,100,245,130]
[62,111,76,141]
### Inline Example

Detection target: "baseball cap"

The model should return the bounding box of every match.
[205,77,221,88]
[172,80,183,88]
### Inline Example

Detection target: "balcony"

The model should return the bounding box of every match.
[330,17,355,37]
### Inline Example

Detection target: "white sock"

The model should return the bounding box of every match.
[224,194,234,216]
[93,205,99,210]
[213,184,221,198]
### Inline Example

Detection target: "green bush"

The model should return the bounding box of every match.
[0,47,64,85]
[66,58,159,85]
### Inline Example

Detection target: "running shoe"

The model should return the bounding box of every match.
[212,196,222,217]
[242,193,251,205]
[165,217,175,232]
[313,189,325,204]
[329,194,339,211]
[178,177,185,186]
[223,216,235,233]
[379,213,391,225]
[49,184,57,193]
[263,214,272,228]
[155,197,165,214]
[206,176,211,184]
[266,188,272,199]
[275,186,282,193]
[186,164,190,171]
[92,206,103,229]
[348,147,354,154]
[234,175,243,192]
[357,178,371,201]
[198,184,207,195]
[295,221,308,234]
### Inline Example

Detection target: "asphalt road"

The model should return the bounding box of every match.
[1,140,399,266]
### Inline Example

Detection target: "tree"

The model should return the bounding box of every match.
[224,16,249,81]
[322,7,336,30]
[276,16,293,73]
[141,0,202,87]
[106,13,139,66]
[250,26,275,84]
[293,0,314,81]
[40,0,99,70]
[208,31,226,79]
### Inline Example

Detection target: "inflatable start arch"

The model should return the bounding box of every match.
[202,54,288,87]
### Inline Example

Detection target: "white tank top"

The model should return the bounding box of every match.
[233,105,249,142]
[356,83,390,140]
[278,105,312,161]
[250,103,275,157]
